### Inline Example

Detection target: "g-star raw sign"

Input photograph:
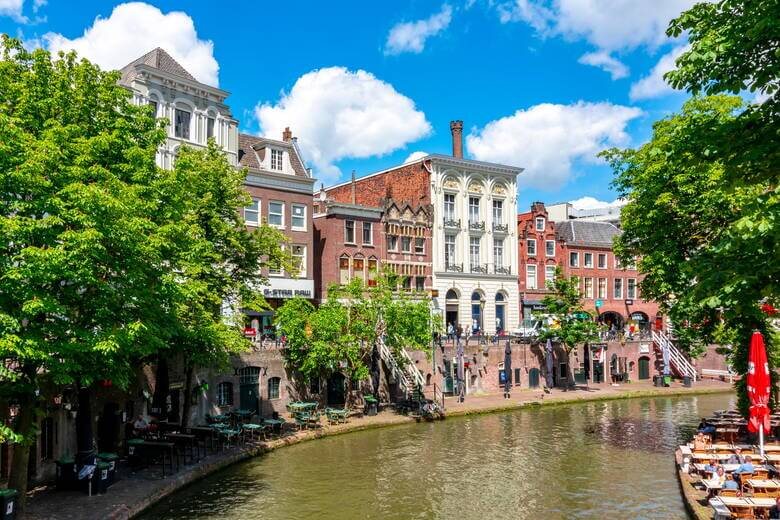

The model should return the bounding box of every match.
[263,288,312,298]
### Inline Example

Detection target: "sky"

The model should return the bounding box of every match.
[0,0,702,210]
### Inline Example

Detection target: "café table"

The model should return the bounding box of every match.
[165,433,199,464]
[187,426,222,452]
[263,418,285,434]
[142,441,178,477]
[744,479,780,497]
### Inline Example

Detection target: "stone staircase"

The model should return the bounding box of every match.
[378,337,426,397]
[652,329,697,381]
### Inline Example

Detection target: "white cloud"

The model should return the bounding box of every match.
[569,196,625,210]
[466,101,642,189]
[629,44,688,100]
[384,4,453,55]
[41,2,219,86]
[578,51,629,79]
[404,151,428,163]
[255,67,431,183]
[0,0,26,22]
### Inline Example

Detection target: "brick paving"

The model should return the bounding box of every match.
[23,379,733,520]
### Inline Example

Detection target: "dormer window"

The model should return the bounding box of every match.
[535,217,545,231]
[270,149,283,171]
[174,108,191,139]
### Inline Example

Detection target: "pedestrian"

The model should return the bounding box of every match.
[447,322,455,342]
[457,324,463,340]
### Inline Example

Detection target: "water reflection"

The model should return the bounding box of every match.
[142,393,736,520]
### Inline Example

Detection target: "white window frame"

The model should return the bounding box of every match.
[627,278,637,299]
[291,245,306,278]
[268,201,284,228]
[444,193,456,221]
[493,238,504,268]
[174,107,191,139]
[570,252,579,267]
[526,264,537,290]
[445,234,456,267]
[387,235,398,252]
[414,237,424,255]
[545,240,555,257]
[345,220,355,244]
[598,277,607,299]
[492,199,504,226]
[545,265,556,285]
[401,236,412,253]
[244,198,260,226]
[468,196,480,224]
[469,237,480,268]
[362,221,372,245]
[291,204,306,231]
[584,252,593,268]
[270,148,284,172]
[597,253,607,269]
[614,278,623,299]
[535,217,545,231]
[527,239,536,257]
[584,277,594,299]
[269,245,283,276]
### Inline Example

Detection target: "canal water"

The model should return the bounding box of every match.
[142,393,735,520]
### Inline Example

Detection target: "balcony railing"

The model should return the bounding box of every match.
[443,218,460,228]
[445,263,463,273]
[493,223,509,233]
[468,221,485,231]
[494,265,511,275]
[470,264,488,274]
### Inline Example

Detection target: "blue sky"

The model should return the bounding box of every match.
[1,0,697,210]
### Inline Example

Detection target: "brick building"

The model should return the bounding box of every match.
[517,202,565,318]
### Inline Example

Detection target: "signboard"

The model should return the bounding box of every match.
[639,343,650,354]
[595,299,603,308]
[631,312,648,321]
[263,288,312,299]
[590,343,607,351]
[260,278,314,299]
[243,327,257,337]
[624,299,634,305]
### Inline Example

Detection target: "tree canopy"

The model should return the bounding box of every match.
[538,267,601,355]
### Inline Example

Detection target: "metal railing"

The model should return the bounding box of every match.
[652,329,697,381]
[493,223,509,233]
[445,263,463,272]
[468,221,485,231]
[443,217,460,228]
[494,265,511,275]
[470,264,488,274]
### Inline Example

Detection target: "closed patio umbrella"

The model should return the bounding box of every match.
[545,338,555,389]
[504,340,512,399]
[748,331,771,457]
[456,338,465,402]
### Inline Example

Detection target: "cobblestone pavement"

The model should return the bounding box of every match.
[23,379,733,519]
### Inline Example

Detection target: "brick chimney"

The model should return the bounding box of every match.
[450,120,463,159]
[282,127,293,142]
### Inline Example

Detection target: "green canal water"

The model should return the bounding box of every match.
[141,393,735,520]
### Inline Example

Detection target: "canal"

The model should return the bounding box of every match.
[141,392,735,520]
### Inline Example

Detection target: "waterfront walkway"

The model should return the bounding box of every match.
[24,379,733,520]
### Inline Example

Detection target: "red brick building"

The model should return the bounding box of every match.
[517,202,565,317]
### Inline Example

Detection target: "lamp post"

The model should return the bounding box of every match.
[479,296,486,337]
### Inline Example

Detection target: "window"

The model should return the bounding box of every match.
[492,200,503,225]
[401,236,412,253]
[415,276,425,291]
[615,257,623,270]
[545,240,555,257]
[270,149,283,171]
[414,237,424,255]
[345,220,355,243]
[362,222,372,244]
[584,278,594,298]
[292,204,306,230]
[598,253,607,269]
[584,253,593,268]
[627,257,637,270]
[291,245,306,277]
[598,278,607,299]
[559,362,568,379]
[514,368,522,387]
[526,265,537,289]
[217,382,233,406]
[469,237,480,268]
[207,116,215,139]
[614,278,623,299]
[627,278,637,299]
[174,108,191,139]
[444,194,456,221]
[445,234,456,266]
[387,235,398,252]
[148,98,158,117]
[268,253,282,276]
[268,377,280,400]
[468,197,480,224]
[493,239,504,268]
[268,201,284,227]
[339,255,350,284]
[570,252,579,267]
[367,258,378,281]
[244,198,259,225]
[545,265,556,284]
[353,257,364,281]
[535,217,545,231]
[527,239,536,256]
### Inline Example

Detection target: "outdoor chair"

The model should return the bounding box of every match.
[719,489,739,497]
[754,469,769,480]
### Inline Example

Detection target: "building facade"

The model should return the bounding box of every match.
[517,202,565,318]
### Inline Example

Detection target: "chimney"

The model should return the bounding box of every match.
[282,127,293,142]
[350,170,356,205]
[450,120,463,158]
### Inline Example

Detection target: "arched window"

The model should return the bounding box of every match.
[268,377,281,399]
[495,292,505,302]
[148,94,159,117]
[217,382,233,406]
[339,255,350,284]
[206,109,217,141]
[446,289,458,301]
[495,292,507,334]
[353,254,365,282]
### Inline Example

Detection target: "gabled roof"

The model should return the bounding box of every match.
[238,133,309,178]
[120,48,196,84]
[555,220,621,247]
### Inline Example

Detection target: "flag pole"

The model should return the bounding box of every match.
[760,424,765,458]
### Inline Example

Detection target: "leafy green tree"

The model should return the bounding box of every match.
[538,267,602,388]
[275,271,434,405]
[0,37,184,503]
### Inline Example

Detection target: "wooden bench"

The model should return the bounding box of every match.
[701,368,736,382]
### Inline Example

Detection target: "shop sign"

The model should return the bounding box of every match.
[590,343,607,351]
[631,312,647,321]
[595,299,603,308]
[243,327,257,337]
[263,288,312,298]
[624,299,634,305]
[639,343,650,354]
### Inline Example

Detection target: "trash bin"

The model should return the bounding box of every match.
[0,488,17,520]
[664,375,672,387]
[683,375,692,387]
[127,439,144,469]
[55,456,77,491]
[364,396,378,416]
[653,375,661,387]
[93,462,110,494]
[97,453,119,486]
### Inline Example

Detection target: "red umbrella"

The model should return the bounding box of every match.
[747,331,771,436]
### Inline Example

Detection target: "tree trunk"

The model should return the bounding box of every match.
[151,355,169,421]
[8,389,36,514]
[370,343,380,402]
[180,360,195,428]
[75,384,95,467]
